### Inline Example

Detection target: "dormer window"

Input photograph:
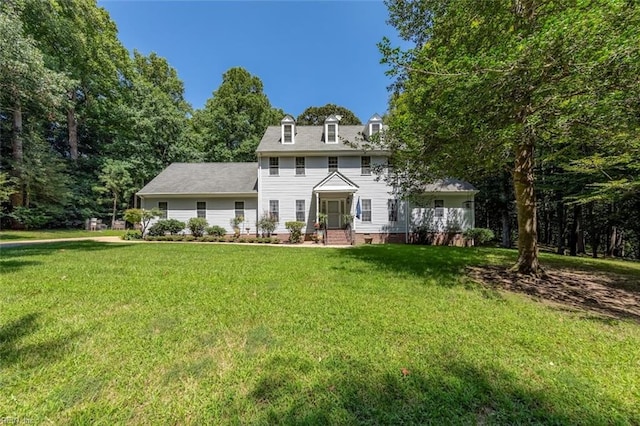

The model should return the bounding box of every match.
[281,115,295,144]
[324,115,339,144]
[366,113,383,139]
[327,124,337,143]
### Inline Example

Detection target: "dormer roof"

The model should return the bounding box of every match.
[367,113,383,123]
[324,114,340,123]
[281,115,295,124]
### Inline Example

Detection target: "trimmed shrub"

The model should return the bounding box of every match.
[123,230,142,240]
[258,213,277,237]
[463,228,495,246]
[187,217,208,238]
[206,225,226,237]
[285,221,305,243]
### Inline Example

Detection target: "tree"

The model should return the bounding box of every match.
[191,67,284,162]
[381,0,640,274]
[123,208,160,235]
[296,104,362,125]
[94,160,133,228]
[0,5,69,209]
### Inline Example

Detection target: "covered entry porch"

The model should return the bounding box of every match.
[313,172,359,244]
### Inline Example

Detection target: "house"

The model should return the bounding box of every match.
[137,114,478,244]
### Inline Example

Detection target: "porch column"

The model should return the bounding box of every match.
[315,192,319,222]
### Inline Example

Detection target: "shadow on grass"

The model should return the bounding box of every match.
[0,241,133,274]
[0,313,81,369]
[242,354,637,425]
[335,244,514,284]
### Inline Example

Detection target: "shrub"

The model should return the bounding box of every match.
[285,221,305,243]
[187,217,208,237]
[258,212,277,237]
[206,225,226,237]
[123,230,142,240]
[463,228,495,246]
[148,219,186,237]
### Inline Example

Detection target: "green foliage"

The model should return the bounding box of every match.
[206,225,226,237]
[230,215,244,228]
[463,228,495,246]
[296,104,362,125]
[122,230,142,240]
[258,212,278,237]
[191,67,284,162]
[148,219,185,236]
[186,217,208,238]
[123,208,160,235]
[8,205,60,229]
[285,221,306,243]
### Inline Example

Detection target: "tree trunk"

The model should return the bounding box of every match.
[501,209,511,248]
[10,97,24,208]
[556,194,565,255]
[68,91,78,160]
[512,138,540,275]
[112,196,117,229]
[569,204,582,256]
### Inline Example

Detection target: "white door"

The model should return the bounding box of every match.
[327,200,341,229]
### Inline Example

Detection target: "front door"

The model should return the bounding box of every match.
[327,200,341,229]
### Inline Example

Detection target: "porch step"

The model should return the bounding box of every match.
[325,230,351,245]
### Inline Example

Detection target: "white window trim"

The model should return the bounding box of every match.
[325,123,338,144]
[282,123,294,144]
[369,122,381,135]
[296,200,305,222]
[158,201,168,219]
[362,199,372,223]
[295,157,305,176]
[197,201,206,219]
[328,156,338,173]
[235,201,245,219]
[269,157,279,176]
[269,200,279,222]
[361,156,371,175]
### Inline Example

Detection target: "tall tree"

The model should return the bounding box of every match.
[0,4,68,209]
[192,67,284,162]
[382,0,640,274]
[296,104,362,125]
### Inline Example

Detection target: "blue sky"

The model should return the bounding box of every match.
[98,1,407,122]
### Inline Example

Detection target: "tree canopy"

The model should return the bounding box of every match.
[296,104,362,125]
[382,0,640,272]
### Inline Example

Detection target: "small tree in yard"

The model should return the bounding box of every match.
[258,212,277,237]
[123,208,160,235]
[285,221,305,243]
[187,217,208,237]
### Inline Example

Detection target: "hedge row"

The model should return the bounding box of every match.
[144,235,281,244]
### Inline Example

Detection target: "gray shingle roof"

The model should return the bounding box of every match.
[420,178,477,192]
[137,163,258,196]
[256,125,388,153]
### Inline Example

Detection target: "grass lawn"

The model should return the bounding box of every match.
[0,229,126,241]
[1,242,639,424]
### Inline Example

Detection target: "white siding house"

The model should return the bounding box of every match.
[137,114,478,244]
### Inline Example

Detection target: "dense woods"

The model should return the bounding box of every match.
[1,0,638,262]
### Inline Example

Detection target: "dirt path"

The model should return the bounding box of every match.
[467,265,640,322]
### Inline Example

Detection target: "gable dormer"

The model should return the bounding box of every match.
[324,114,340,144]
[281,115,295,144]
[366,113,383,139]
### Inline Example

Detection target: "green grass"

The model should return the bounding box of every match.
[1,243,639,424]
[0,229,126,241]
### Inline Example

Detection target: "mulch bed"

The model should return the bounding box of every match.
[466,265,640,322]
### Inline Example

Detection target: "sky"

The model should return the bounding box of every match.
[98,1,408,123]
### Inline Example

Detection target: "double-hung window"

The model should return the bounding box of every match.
[197,201,206,218]
[283,124,293,143]
[361,156,371,175]
[296,157,305,175]
[235,201,245,219]
[434,200,444,218]
[269,157,279,176]
[362,199,372,222]
[296,200,305,222]
[388,199,398,222]
[158,202,168,219]
[327,124,337,143]
[269,200,279,222]
[328,156,338,173]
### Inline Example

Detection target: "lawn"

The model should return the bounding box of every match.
[0,229,126,241]
[1,242,639,424]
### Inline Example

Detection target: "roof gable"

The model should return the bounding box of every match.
[313,171,359,193]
